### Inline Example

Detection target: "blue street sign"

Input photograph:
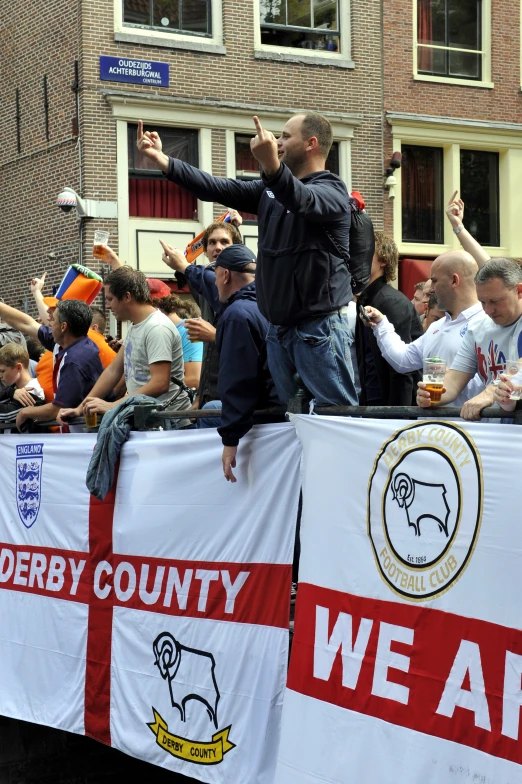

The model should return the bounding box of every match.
[100,56,169,87]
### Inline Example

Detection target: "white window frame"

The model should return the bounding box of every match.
[114,0,225,54]
[413,0,493,89]
[386,115,522,259]
[253,0,353,69]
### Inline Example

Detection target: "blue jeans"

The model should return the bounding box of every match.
[199,400,222,429]
[266,313,358,406]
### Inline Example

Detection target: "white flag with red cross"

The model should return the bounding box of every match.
[0,424,301,784]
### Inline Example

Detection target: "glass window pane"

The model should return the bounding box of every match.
[326,142,339,175]
[449,50,480,78]
[288,0,311,28]
[260,0,286,25]
[124,0,151,25]
[313,0,338,30]
[401,145,444,243]
[128,124,198,171]
[417,0,445,46]
[153,0,180,29]
[418,46,446,75]
[448,0,480,49]
[235,135,260,175]
[181,0,210,33]
[128,125,198,219]
[460,150,499,246]
[260,26,339,49]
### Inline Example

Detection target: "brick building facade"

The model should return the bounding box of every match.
[0,0,385,321]
[383,0,522,291]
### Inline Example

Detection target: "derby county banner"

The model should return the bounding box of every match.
[276,415,522,784]
[0,424,301,784]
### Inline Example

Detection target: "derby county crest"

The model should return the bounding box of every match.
[148,631,235,766]
[16,444,43,528]
[368,422,482,601]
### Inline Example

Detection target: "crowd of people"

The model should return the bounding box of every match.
[0,113,520,482]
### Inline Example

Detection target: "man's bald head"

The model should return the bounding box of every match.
[430,250,479,316]
[431,250,478,283]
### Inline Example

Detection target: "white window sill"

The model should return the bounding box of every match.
[414,74,494,89]
[114,30,226,55]
[254,48,354,69]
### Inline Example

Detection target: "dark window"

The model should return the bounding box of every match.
[260,0,340,52]
[123,0,211,36]
[417,0,482,80]
[235,135,260,223]
[460,150,499,246]
[402,145,444,243]
[326,142,339,175]
[128,124,198,219]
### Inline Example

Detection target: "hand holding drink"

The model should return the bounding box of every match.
[423,357,446,404]
[93,230,110,259]
[504,360,522,401]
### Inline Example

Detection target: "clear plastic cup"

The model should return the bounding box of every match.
[93,230,110,259]
[505,360,522,401]
[423,357,446,403]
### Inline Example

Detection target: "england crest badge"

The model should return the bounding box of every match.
[16,444,44,528]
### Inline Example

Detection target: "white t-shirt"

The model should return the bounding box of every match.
[450,312,522,384]
[123,310,189,405]
[374,303,487,406]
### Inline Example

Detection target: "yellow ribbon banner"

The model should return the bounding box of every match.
[148,708,235,765]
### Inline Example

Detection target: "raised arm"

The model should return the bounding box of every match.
[446,191,490,269]
[30,273,52,324]
[0,301,40,340]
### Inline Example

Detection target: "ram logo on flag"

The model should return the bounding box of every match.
[16,443,43,528]
[149,631,235,765]
[368,422,482,601]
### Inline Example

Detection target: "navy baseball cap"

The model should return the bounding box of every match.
[214,244,256,271]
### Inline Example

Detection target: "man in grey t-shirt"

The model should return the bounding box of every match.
[59,267,190,422]
[417,258,522,419]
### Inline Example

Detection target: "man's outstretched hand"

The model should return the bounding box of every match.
[160,240,189,273]
[250,116,280,178]
[136,120,169,172]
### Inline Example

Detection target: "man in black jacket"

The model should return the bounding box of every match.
[137,114,365,407]
[356,232,422,405]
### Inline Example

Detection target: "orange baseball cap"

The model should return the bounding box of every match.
[42,296,58,308]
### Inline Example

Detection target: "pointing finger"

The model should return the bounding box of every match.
[450,189,458,202]
[41,271,47,283]
[253,115,263,134]
[137,119,143,139]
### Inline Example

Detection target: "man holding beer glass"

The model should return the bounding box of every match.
[417,259,522,419]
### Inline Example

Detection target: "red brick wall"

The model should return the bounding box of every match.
[383,0,522,233]
[0,0,386,310]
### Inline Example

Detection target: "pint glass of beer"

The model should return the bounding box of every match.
[423,357,446,403]
[84,411,98,428]
[93,230,110,259]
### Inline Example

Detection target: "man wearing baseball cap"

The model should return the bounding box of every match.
[197,244,278,482]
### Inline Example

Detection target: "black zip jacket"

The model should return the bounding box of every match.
[356,277,423,405]
[166,158,362,326]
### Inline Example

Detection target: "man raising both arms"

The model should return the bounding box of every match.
[137,114,364,407]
